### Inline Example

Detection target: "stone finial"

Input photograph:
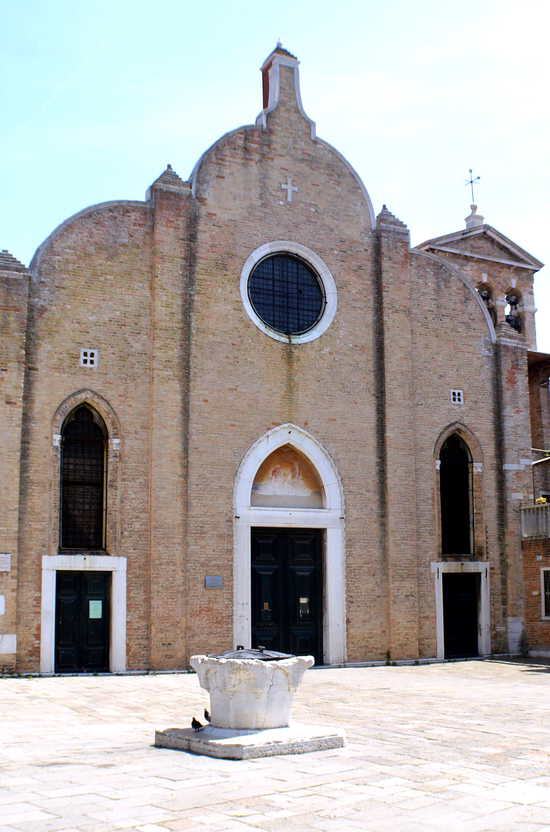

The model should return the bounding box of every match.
[376,205,409,237]
[147,164,190,198]
[465,203,485,229]
[257,43,317,138]
[271,42,297,60]
[0,249,28,274]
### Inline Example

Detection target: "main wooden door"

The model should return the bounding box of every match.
[251,528,323,664]
[55,571,110,672]
[443,573,480,659]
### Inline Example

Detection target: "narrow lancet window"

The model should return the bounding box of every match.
[440,434,473,555]
[60,405,106,549]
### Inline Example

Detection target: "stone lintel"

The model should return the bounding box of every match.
[155,723,345,760]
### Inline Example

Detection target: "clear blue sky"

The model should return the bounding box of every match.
[2,0,548,348]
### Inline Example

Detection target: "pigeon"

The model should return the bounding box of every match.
[191,717,204,732]
[204,709,211,723]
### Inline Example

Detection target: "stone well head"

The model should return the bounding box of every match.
[190,646,314,730]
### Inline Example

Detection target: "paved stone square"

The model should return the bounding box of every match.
[1,660,549,831]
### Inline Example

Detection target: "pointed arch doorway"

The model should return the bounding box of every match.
[234,424,346,665]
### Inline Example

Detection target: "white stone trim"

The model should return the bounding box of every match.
[256,53,316,139]
[422,245,537,270]
[240,241,337,344]
[40,555,127,674]
[431,561,491,659]
[0,634,16,653]
[234,424,346,664]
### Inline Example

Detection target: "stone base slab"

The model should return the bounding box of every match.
[154,723,345,759]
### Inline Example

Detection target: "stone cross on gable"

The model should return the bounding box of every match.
[281,175,298,203]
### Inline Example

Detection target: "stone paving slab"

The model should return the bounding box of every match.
[1,660,549,830]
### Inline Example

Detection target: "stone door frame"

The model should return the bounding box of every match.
[234,424,346,665]
[431,561,491,659]
[40,554,127,674]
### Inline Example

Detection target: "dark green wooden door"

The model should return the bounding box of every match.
[251,528,323,663]
[55,571,110,672]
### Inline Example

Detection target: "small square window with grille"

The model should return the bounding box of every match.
[450,389,464,405]
[542,569,550,619]
[80,348,99,368]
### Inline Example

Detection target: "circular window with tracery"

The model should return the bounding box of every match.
[240,241,338,344]
[248,253,325,336]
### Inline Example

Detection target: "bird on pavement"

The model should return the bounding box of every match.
[191,717,204,732]
[204,709,211,723]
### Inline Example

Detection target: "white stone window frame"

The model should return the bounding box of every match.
[450,389,464,405]
[40,554,127,674]
[541,568,550,620]
[240,241,337,344]
[431,561,491,659]
[233,423,346,665]
[80,348,99,368]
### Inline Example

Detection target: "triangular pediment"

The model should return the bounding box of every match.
[415,224,543,271]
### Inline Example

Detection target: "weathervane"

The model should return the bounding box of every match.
[466,168,480,204]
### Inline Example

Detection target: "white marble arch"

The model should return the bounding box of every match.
[234,424,346,665]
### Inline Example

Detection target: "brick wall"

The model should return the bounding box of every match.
[0,255,29,671]
[522,538,550,652]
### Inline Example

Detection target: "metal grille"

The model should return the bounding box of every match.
[248,254,325,336]
[61,406,105,549]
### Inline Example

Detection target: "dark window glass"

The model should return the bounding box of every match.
[61,406,106,549]
[440,434,472,555]
[248,254,325,336]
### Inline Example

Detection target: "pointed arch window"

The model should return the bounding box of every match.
[440,434,473,555]
[60,405,107,549]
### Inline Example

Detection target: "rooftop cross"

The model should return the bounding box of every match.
[466,168,481,205]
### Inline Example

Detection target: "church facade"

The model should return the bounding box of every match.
[1,46,548,674]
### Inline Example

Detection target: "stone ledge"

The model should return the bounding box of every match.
[155,723,345,759]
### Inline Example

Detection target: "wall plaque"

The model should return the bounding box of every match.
[89,600,103,619]
[0,554,11,572]
[205,575,223,589]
